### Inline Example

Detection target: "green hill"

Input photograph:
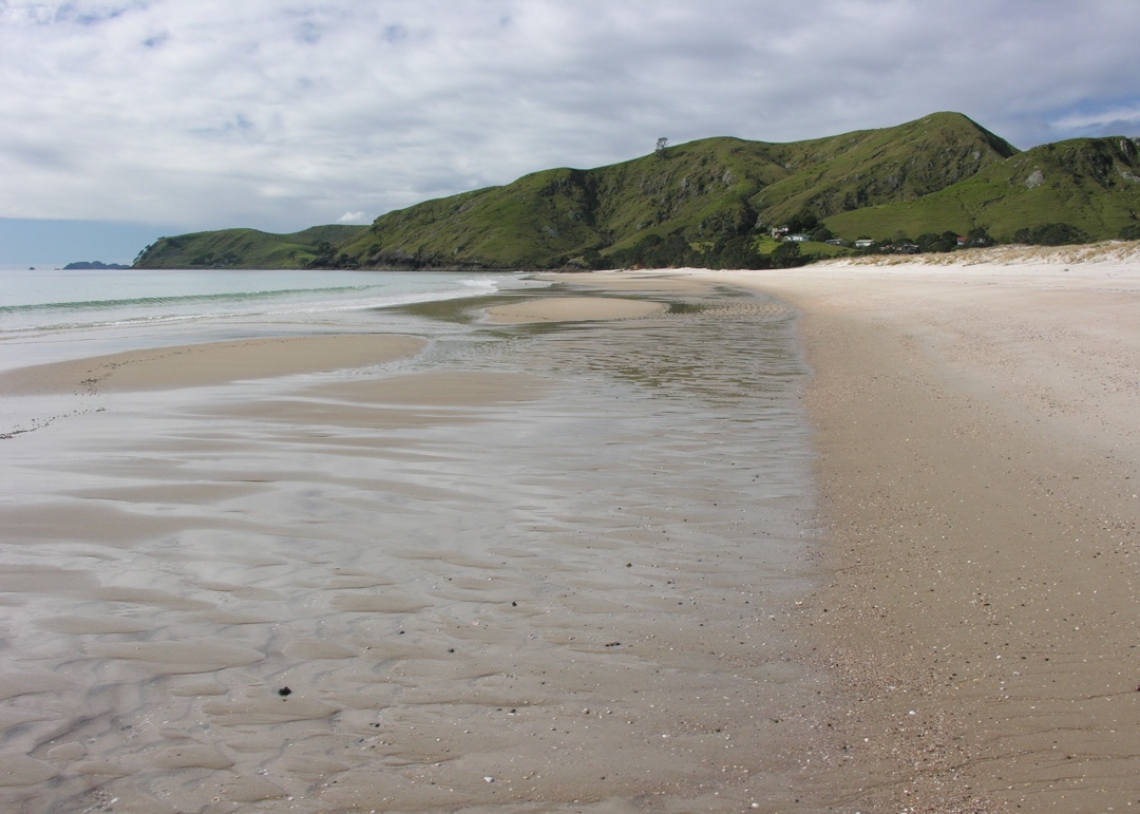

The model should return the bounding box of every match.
[133,113,1140,270]
[134,224,366,270]
[333,111,1017,269]
[826,136,1140,242]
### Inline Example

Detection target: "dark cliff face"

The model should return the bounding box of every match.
[134,113,1140,271]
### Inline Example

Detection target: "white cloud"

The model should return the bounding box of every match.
[1052,105,1140,132]
[2,0,1139,234]
[337,211,369,224]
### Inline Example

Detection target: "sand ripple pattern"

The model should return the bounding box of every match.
[0,285,822,813]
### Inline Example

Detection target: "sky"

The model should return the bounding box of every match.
[2,0,1140,266]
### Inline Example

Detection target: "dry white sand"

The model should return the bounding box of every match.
[672,241,1140,812]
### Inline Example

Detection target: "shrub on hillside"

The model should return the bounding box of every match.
[784,209,820,235]
[915,231,960,253]
[608,231,698,269]
[1011,223,1089,246]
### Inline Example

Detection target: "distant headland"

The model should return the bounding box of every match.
[64,261,132,270]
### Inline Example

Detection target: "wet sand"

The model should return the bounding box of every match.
[0,335,429,395]
[482,296,666,324]
[0,283,826,813]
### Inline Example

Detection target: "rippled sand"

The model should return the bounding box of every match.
[0,282,825,813]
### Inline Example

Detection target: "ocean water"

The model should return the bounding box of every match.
[0,268,539,369]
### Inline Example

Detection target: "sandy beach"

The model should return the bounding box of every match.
[538,244,1140,811]
[688,242,1140,811]
[2,245,1139,813]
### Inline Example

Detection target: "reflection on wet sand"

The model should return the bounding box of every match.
[0,281,823,813]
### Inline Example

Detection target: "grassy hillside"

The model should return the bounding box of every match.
[334,111,1017,268]
[134,225,366,269]
[826,136,1140,242]
[134,113,1140,270]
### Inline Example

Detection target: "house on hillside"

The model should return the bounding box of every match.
[854,238,876,249]
[784,233,811,242]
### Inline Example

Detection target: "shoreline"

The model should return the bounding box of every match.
[0,334,430,395]
[544,258,1140,809]
[3,259,1139,810]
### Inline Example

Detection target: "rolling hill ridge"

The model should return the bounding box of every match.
[134,113,1140,270]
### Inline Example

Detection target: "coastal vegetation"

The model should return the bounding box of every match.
[133,112,1140,270]
[63,260,131,270]
[133,225,365,270]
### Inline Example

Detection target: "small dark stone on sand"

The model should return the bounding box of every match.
[277,687,292,697]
